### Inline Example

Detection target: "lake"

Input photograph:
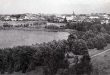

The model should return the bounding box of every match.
[0,30,69,48]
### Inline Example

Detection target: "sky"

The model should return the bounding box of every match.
[0,0,110,14]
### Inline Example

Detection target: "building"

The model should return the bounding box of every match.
[66,16,74,21]
[101,20,110,24]
[89,16,99,19]
[10,17,17,21]
[4,16,10,21]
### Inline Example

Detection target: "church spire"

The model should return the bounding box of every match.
[73,11,75,16]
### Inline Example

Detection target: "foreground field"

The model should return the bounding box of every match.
[90,44,110,75]
[89,44,110,57]
[91,50,110,75]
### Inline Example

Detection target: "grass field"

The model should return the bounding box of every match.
[90,44,110,75]
[89,44,110,57]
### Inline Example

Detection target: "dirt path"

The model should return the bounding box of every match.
[91,49,110,58]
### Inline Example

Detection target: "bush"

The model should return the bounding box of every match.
[67,32,89,55]
[82,30,96,40]
[35,40,68,75]
[75,22,87,31]
[70,30,85,39]
[45,25,60,29]
[103,33,110,44]
[86,38,95,49]
[74,39,88,55]
[71,39,88,55]
[66,22,77,29]
[82,31,109,50]
[75,55,92,75]
[102,24,110,34]
[94,34,107,50]
[90,24,106,33]
[66,22,92,31]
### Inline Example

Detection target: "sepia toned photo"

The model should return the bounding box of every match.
[0,0,110,75]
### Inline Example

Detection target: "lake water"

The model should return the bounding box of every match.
[0,30,69,48]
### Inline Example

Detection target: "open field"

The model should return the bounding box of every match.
[91,50,110,75]
[89,44,110,57]
[89,44,110,75]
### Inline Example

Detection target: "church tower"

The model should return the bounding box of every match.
[73,11,76,16]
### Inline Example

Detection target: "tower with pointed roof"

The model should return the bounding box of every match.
[73,11,76,16]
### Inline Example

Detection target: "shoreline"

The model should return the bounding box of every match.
[0,27,73,33]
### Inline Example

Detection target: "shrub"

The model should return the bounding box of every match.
[86,38,95,49]
[45,25,60,29]
[82,30,96,40]
[103,33,110,44]
[75,55,92,75]
[67,32,89,55]
[75,22,87,31]
[36,40,69,75]
[66,22,77,29]
[66,22,92,31]
[0,50,7,74]
[94,34,107,50]
[13,46,36,73]
[102,24,110,33]
[90,24,106,33]
[72,39,88,55]
[70,30,85,39]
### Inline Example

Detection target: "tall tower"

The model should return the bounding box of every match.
[73,11,76,16]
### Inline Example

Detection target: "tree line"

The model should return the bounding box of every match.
[66,22,110,50]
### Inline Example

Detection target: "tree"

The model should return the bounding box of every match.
[72,39,88,55]
[67,33,77,52]
[64,17,67,23]
[94,34,107,50]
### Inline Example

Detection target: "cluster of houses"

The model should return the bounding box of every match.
[0,12,110,28]
[56,12,110,24]
[0,13,47,28]
[1,21,47,28]
[0,13,46,21]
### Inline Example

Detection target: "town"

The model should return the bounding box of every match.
[0,11,110,29]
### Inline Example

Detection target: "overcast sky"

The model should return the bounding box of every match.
[0,0,110,14]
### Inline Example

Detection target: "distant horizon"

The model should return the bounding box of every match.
[0,0,110,14]
[0,10,109,15]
